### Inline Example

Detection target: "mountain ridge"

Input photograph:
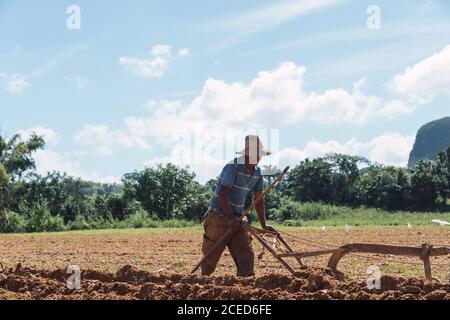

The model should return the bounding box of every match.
[408,117,450,166]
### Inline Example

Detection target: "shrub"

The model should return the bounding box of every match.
[66,215,92,231]
[292,202,341,221]
[88,217,116,230]
[182,185,210,222]
[283,219,304,227]
[0,211,27,233]
[271,197,299,221]
[123,210,151,229]
[23,200,65,233]
[272,200,341,222]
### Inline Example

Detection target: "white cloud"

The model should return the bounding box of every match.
[178,48,190,57]
[119,55,169,79]
[74,124,152,156]
[1,47,85,95]
[16,126,120,183]
[34,150,79,176]
[141,132,415,183]
[278,132,415,167]
[376,99,415,119]
[367,133,415,166]
[213,0,345,35]
[151,44,172,57]
[81,61,414,175]
[64,75,89,89]
[143,153,225,184]
[130,62,412,142]
[119,44,182,79]
[5,76,30,95]
[389,44,450,101]
[142,99,184,114]
[76,76,89,89]
[18,127,60,145]
[34,150,119,184]
[78,61,418,181]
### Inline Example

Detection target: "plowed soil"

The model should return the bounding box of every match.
[0,264,448,300]
[0,226,449,300]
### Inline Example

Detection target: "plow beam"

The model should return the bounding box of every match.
[327,243,449,281]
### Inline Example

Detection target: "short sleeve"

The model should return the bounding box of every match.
[220,164,237,188]
[254,175,264,193]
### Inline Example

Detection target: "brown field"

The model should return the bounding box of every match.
[0,226,449,300]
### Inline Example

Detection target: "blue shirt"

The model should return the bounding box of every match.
[209,157,264,216]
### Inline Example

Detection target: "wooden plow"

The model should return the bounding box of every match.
[192,166,450,281]
[250,227,450,281]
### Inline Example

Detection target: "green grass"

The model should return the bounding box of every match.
[1,225,203,237]
[1,211,200,234]
[278,206,450,227]
[2,204,450,235]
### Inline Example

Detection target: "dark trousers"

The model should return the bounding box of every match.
[201,212,255,277]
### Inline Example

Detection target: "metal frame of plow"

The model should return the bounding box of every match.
[252,228,450,281]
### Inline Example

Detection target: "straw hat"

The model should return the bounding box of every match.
[236,135,272,157]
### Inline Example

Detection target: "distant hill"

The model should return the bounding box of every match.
[408,117,450,166]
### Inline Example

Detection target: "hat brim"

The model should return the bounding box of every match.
[236,149,272,156]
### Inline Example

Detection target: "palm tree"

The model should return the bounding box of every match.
[0,133,45,217]
[0,133,45,181]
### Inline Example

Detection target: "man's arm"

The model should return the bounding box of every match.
[218,186,239,230]
[216,163,240,229]
[218,186,234,220]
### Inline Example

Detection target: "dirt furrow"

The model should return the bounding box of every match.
[0,264,448,300]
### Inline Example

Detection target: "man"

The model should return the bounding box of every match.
[201,135,276,277]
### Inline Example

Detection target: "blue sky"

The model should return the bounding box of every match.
[1,0,450,183]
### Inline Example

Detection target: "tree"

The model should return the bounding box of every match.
[286,158,333,203]
[355,166,410,210]
[410,159,439,211]
[94,195,112,220]
[0,164,10,221]
[105,193,127,220]
[435,146,450,202]
[0,133,45,214]
[63,177,93,219]
[13,172,67,217]
[17,172,94,221]
[325,153,368,205]
[205,179,217,193]
[0,134,45,181]
[182,182,211,221]
[123,164,198,219]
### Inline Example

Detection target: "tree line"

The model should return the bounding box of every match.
[283,152,450,212]
[0,132,449,233]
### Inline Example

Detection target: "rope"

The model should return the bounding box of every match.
[278,230,340,249]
